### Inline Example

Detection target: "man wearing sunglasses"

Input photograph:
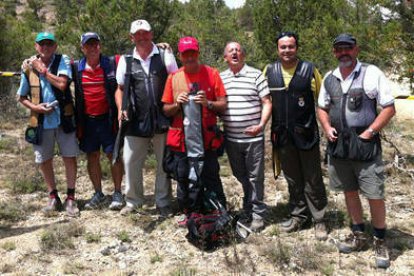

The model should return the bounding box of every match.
[18,32,79,216]
[265,32,328,240]
[317,33,395,269]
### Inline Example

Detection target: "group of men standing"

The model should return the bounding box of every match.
[17,19,395,269]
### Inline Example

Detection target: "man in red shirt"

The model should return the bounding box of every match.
[162,36,227,216]
[72,32,124,210]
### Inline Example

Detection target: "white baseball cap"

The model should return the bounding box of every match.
[130,19,151,34]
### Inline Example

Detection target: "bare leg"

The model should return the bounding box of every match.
[344,190,364,225]
[106,153,123,192]
[62,156,77,189]
[87,151,102,192]
[368,199,386,229]
[39,158,56,192]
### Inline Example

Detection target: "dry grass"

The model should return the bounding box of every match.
[39,221,84,252]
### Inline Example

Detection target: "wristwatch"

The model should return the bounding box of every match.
[367,127,377,136]
[207,101,213,110]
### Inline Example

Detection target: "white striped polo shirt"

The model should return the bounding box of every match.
[220,64,270,143]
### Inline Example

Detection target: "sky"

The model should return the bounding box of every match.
[179,0,246,9]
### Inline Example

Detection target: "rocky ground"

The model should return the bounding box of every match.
[0,117,413,275]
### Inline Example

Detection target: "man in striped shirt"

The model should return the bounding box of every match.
[220,42,272,232]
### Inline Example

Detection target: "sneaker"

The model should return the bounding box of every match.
[373,237,390,269]
[109,191,124,210]
[84,191,106,210]
[279,217,306,233]
[250,217,265,233]
[64,198,80,217]
[120,205,141,216]
[159,206,173,218]
[42,197,63,214]
[337,231,369,253]
[315,221,328,241]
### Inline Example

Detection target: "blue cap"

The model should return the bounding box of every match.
[35,32,56,43]
[333,33,356,46]
[81,32,100,45]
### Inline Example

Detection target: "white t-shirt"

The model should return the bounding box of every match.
[318,61,394,109]
[116,43,178,85]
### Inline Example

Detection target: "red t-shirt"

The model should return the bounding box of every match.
[82,65,109,116]
[162,64,226,152]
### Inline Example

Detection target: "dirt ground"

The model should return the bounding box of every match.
[0,116,413,275]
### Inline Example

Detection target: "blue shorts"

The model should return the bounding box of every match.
[79,116,115,154]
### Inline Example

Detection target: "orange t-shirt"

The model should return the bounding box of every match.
[162,64,226,104]
[162,64,226,152]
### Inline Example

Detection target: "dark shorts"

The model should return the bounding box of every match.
[328,155,385,199]
[79,116,115,154]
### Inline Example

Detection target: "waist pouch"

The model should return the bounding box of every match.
[25,124,43,145]
[327,128,381,161]
[60,102,76,133]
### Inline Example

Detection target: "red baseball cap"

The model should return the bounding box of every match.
[178,36,199,53]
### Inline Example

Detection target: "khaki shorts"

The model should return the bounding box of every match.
[33,127,79,164]
[328,155,385,199]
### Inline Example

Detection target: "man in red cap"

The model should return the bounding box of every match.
[162,36,227,217]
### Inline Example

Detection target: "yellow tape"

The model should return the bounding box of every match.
[395,95,414,100]
[0,72,20,77]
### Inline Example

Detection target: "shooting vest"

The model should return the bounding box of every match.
[123,48,170,137]
[324,63,381,161]
[266,60,319,150]
[25,54,75,133]
[166,66,223,153]
[72,55,118,138]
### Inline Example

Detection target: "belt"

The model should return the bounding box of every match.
[86,113,109,120]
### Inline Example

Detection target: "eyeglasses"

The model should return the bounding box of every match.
[38,40,55,47]
[334,45,355,52]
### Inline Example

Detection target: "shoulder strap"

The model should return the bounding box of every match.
[157,47,166,67]
[26,69,43,127]
[122,54,133,111]
[50,54,62,76]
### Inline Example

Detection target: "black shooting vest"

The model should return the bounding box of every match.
[324,63,381,161]
[124,48,169,137]
[267,60,319,150]
[72,55,118,136]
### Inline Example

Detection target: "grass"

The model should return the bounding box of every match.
[150,252,163,264]
[85,231,102,243]
[39,221,84,252]
[262,239,291,268]
[145,153,158,170]
[0,201,26,222]
[62,261,85,274]
[117,230,131,243]
[1,241,16,251]
[6,171,45,194]
[169,265,197,276]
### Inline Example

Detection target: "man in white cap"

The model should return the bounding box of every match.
[115,20,178,217]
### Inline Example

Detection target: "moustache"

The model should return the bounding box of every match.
[338,55,352,61]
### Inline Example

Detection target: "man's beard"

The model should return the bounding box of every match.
[338,55,353,68]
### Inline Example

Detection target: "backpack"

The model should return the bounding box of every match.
[185,199,233,251]
[185,198,250,251]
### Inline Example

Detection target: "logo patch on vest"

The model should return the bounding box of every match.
[298,97,305,107]
[183,117,190,126]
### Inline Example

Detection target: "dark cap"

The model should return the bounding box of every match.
[81,32,100,46]
[333,33,356,46]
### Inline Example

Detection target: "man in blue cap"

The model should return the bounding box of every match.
[317,33,395,269]
[72,32,124,210]
[18,32,79,216]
